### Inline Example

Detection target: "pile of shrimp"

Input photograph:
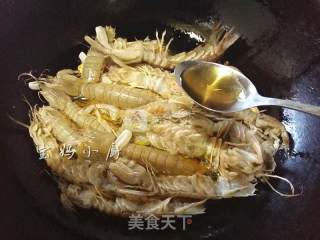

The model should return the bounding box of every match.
[26,23,290,217]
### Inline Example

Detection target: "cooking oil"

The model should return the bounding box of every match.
[181,63,244,109]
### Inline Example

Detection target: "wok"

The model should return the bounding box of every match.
[1,0,320,239]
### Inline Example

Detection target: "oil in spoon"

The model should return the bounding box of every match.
[181,63,244,110]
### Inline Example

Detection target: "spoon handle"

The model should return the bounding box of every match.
[258,96,320,116]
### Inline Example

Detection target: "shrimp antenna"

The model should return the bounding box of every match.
[22,94,36,122]
[37,91,46,103]
[18,71,38,86]
[8,94,36,129]
[258,173,301,197]
[22,95,33,112]
[8,114,29,129]
[73,39,90,49]
[18,70,49,86]
[39,69,50,79]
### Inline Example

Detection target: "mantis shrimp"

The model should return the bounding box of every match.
[121,143,208,176]
[29,108,109,185]
[35,106,115,161]
[224,108,289,149]
[55,73,160,109]
[102,65,182,97]
[84,23,240,69]
[60,183,206,216]
[108,157,256,200]
[81,55,106,82]
[146,120,210,158]
[37,85,114,133]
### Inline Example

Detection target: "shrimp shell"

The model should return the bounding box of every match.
[109,157,148,185]
[166,23,240,68]
[121,144,208,175]
[29,111,108,185]
[37,106,114,159]
[147,120,209,158]
[96,25,165,52]
[150,175,256,199]
[40,87,113,133]
[103,66,170,97]
[82,55,105,82]
[255,113,289,149]
[29,109,62,169]
[81,103,122,123]
[61,183,206,216]
[85,22,239,69]
[57,78,159,109]
[219,147,263,180]
[140,100,193,118]
[57,159,108,186]
[225,109,289,149]
[102,64,184,99]
[37,106,82,145]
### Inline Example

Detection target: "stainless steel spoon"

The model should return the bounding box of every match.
[174,60,320,116]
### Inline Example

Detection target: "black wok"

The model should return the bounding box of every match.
[1,0,320,239]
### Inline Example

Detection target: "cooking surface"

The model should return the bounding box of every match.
[1,0,320,239]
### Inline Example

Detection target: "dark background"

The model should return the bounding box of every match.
[1,0,320,239]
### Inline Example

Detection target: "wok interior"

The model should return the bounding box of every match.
[5,0,320,239]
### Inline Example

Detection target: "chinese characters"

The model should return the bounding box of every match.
[128,214,192,231]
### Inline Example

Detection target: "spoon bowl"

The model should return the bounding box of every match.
[174,60,320,116]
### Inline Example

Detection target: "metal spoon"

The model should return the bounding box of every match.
[174,60,320,116]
